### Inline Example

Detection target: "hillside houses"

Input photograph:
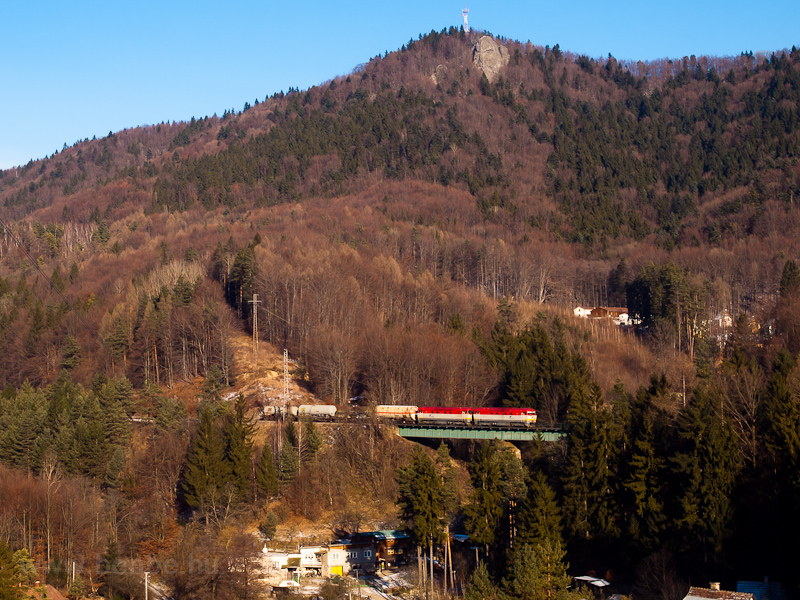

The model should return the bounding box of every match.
[573,306,631,325]
[261,530,411,579]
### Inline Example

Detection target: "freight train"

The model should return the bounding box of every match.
[261,403,537,428]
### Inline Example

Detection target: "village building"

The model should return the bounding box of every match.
[574,306,632,326]
[323,539,377,576]
[260,530,410,580]
[590,307,629,322]
[351,530,411,569]
[683,585,756,600]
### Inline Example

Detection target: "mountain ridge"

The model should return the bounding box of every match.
[0,29,797,389]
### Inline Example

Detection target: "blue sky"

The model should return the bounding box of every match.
[1,0,797,170]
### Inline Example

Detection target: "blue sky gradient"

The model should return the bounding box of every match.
[1,0,797,169]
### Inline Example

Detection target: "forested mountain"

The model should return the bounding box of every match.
[0,27,799,600]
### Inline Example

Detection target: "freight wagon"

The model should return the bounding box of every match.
[291,404,337,419]
[375,405,419,420]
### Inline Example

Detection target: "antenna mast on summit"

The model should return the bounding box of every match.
[462,5,469,32]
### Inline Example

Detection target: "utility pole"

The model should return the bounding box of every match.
[283,349,289,403]
[249,293,261,356]
[417,546,422,599]
[275,348,289,458]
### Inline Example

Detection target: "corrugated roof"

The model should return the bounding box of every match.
[685,587,756,600]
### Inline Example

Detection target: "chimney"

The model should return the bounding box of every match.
[710,583,721,591]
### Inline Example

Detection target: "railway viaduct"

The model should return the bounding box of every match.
[395,424,565,442]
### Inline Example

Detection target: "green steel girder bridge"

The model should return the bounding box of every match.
[396,424,565,442]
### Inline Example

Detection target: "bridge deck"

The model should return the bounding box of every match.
[397,425,564,442]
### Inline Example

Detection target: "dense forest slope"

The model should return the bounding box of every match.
[0,30,798,390]
[0,27,799,600]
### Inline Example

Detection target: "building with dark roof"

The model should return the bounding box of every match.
[350,530,411,569]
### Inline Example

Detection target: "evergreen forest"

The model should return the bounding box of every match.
[0,26,799,600]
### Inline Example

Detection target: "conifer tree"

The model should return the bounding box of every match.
[201,364,227,408]
[518,472,563,549]
[75,397,110,481]
[435,442,458,517]
[502,540,579,600]
[105,446,125,488]
[397,446,444,588]
[182,407,230,508]
[284,420,299,448]
[464,442,504,556]
[464,561,498,600]
[586,394,620,539]
[100,537,120,600]
[224,394,255,501]
[670,387,739,569]
[622,413,665,551]
[397,446,444,546]
[155,396,188,432]
[561,385,593,540]
[278,443,300,484]
[779,259,800,299]
[259,510,278,540]
[255,444,279,498]
[11,549,36,587]
[303,418,323,461]
[761,349,800,464]
[112,375,136,416]
[104,402,131,448]
[106,317,130,365]
[67,577,84,599]
[562,383,620,543]
[2,383,48,473]
[753,349,800,575]
[0,540,20,600]
[60,335,82,370]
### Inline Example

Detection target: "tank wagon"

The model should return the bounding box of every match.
[262,406,288,418]
[291,404,337,419]
[261,404,337,419]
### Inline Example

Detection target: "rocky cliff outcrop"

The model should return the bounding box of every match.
[473,36,509,83]
[431,64,448,86]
